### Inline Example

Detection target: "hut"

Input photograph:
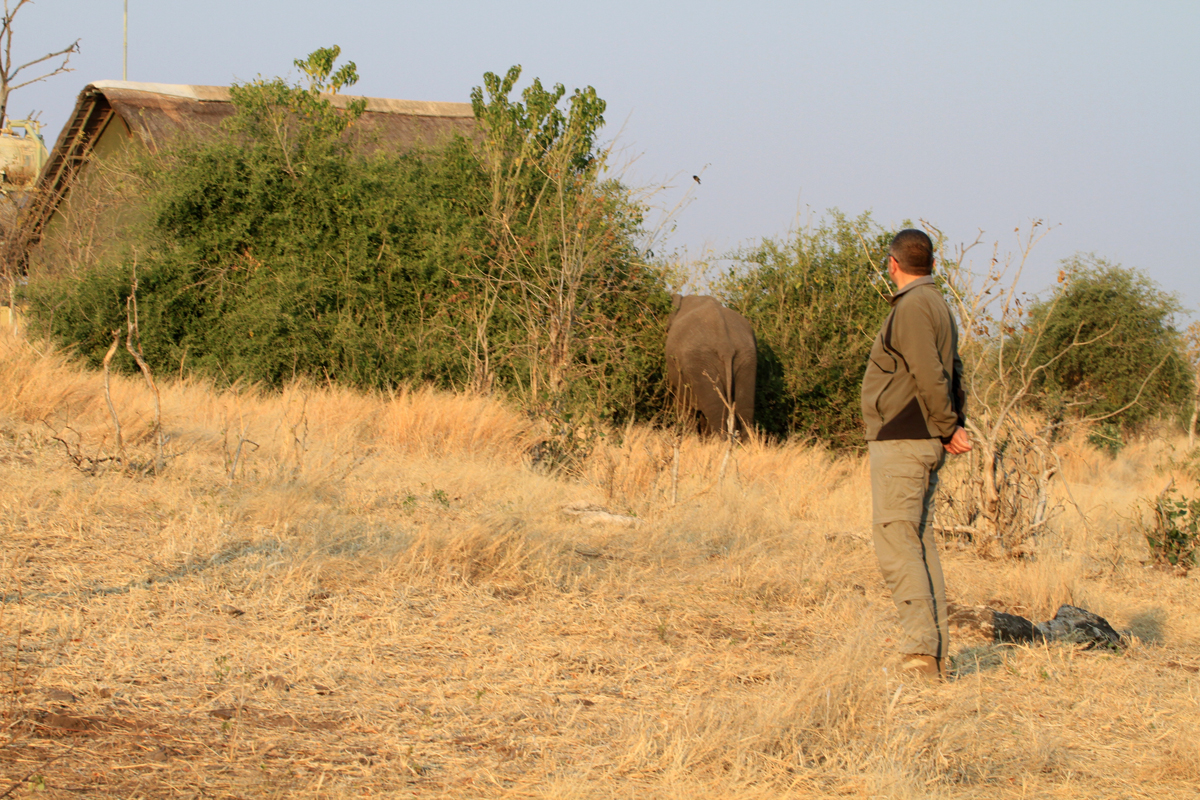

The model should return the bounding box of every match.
[16,80,475,272]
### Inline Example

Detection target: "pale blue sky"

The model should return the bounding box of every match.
[16,1,1200,314]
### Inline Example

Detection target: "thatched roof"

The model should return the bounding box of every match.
[20,80,477,251]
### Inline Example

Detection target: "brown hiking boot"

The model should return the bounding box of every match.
[900,654,944,680]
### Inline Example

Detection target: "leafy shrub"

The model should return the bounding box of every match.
[24,52,671,427]
[714,211,894,446]
[1023,256,1191,430]
[1085,422,1124,458]
[1145,487,1200,568]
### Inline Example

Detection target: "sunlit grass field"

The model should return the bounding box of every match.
[2,327,1198,799]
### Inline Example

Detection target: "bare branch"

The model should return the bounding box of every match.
[101,328,123,456]
[0,0,80,123]
[125,262,165,474]
[939,222,1080,557]
[5,38,79,91]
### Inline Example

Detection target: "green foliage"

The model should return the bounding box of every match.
[714,211,894,446]
[225,46,367,170]
[24,51,669,429]
[471,65,605,177]
[1024,256,1191,429]
[1145,487,1200,567]
[293,45,360,95]
[1085,421,1124,458]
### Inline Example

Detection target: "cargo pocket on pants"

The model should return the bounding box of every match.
[881,463,928,523]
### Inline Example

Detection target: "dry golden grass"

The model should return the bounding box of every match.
[2,328,1199,799]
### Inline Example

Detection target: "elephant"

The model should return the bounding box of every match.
[665,294,757,437]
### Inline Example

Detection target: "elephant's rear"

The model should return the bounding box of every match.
[664,295,758,438]
[724,309,757,433]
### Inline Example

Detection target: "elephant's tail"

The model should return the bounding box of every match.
[723,352,736,438]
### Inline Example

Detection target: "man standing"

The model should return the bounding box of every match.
[861,229,970,679]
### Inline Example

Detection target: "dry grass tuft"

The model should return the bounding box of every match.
[377,386,538,459]
[3,328,1199,798]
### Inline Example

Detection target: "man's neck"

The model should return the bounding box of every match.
[892,268,922,292]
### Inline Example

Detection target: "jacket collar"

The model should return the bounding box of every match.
[888,274,936,305]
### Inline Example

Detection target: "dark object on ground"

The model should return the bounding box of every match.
[949,603,1127,650]
[991,609,1039,644]
[1032,604,1127,649]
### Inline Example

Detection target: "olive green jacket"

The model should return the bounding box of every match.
[861,276,966,442]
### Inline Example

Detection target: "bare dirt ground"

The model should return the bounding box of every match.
[2,329,1199,799]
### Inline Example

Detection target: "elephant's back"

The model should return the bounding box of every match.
[667,298,752,358]
[666,296,723,338]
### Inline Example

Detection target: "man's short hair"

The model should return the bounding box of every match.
[890,229,935,276]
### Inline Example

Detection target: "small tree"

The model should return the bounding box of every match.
[937,223,1060,555]
[1023,255,1190,431]
[468,65,671,433]
[25,47,479,387]
[0,0,79,303]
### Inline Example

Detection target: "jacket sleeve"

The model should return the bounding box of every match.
[890,294,962,440]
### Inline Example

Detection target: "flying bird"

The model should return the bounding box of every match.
[692,175,701,184]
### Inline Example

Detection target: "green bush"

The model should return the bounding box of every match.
[24,52,671,427]
[1023,256,1191,430]
[714,211,895,446]
[1145,487,1200,568]
[1085,422,1124,458]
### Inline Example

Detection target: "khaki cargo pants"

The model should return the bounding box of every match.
[868,438,948,659]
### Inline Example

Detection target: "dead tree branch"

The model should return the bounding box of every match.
[125,265,165,474]
[0,0,80,124]
[100,328,123,456]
